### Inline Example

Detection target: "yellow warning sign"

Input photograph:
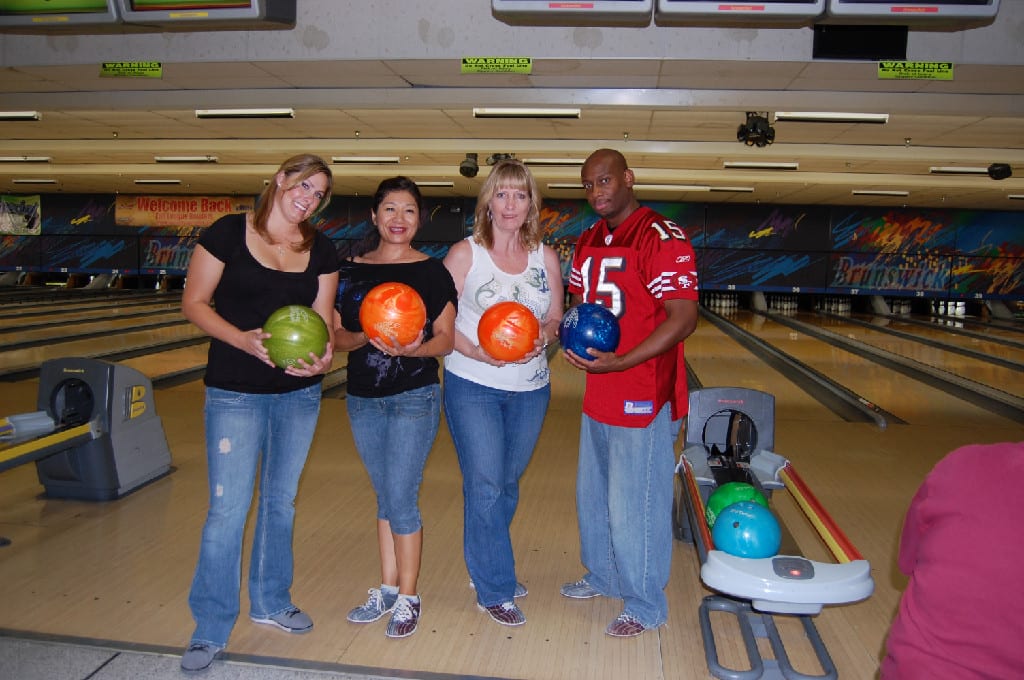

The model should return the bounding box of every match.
[461,57,533,75]
[878,61,953,81]
[100,61,163,79]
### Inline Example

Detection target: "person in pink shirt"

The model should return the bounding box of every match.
[881,440,1024,679]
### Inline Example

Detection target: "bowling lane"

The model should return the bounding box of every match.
[726,310,1014,426]
[685,317,844,425]
[0,300,183,330]
[0,324,207,376]
[815,313,1023,398]
[913,314,1024,348]
[0,311,188,347]
[117,343,209,381]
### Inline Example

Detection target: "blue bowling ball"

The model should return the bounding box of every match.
[336,279,376,332]
[711,500,782,559]
[559,303,620,359]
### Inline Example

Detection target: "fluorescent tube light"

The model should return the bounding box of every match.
[523,158,585,166]
[634,184,710,192]
[547,183,584,190]
[331,156,401,164]
[154,155,218,163]
[710,186,755,193]
[724,161,799,170]
[1008,194,1024,200]
[135,179,182,185]
[12,178,56,184]
[0,111,41,121]
[852,189,908,197]
[195,108,294,119]
[473,107,581,119]
[0,156,50,162]
[775,112,889,124]
[414,181,454,188]
[928,166,989,175]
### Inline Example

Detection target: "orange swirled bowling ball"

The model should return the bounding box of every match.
[477,300,540,362]
[359,282,427,346]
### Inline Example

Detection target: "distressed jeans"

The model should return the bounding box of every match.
[187,384,321,648]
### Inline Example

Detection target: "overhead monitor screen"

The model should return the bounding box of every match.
[656,0,826,23]
[116,0,295,29]
[0,0,120,31]
[493,0,654,26]
[824,0,999,23]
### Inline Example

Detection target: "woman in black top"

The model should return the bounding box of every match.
[334,176,457,639]
[180,154,339,672]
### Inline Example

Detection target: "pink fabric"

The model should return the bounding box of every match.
[881,441,1024,679]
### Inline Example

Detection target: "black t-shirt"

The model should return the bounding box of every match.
[337,257,457,398]
[199,213,340,393]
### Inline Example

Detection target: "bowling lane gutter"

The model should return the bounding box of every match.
[830,312,1024,361]
[768,312,1024,426]
[700,308,895,429]
[0,309,186,334]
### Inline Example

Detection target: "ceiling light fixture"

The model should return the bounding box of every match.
[415,181,455,188]
[331,156,400,164]
[633,184,711,192]
[195,108,294,119]
[929,166,989,175]
[154,155,218,163]
[737,112,775,147]
[473,107,581,119]
[12,178,56,184]
[709,186,756,193]
[547,183,584,190]
[135,179,182,185]
[0,156,51,162]
[522,158,585,166]
[1007,194,1024,200]
[775,111,889,124]
[723,161,799,170]
[0,111,41,121]
[852,189,909,197]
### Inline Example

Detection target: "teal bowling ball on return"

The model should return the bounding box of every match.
[558,302,620,359]
[263,305,329,369]
[711,500,782,559]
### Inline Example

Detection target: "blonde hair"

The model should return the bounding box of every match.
[472,159,543,250]
[253,154,333,252]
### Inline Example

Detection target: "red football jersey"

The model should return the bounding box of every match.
[568,206,698,427]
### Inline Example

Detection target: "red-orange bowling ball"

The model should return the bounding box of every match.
[477,300,540,362]
[359,282,427,346]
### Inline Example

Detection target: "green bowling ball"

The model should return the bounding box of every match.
[263,305,329,369]
[705,481,769,528]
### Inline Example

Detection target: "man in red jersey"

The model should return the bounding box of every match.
[559,148,699,637]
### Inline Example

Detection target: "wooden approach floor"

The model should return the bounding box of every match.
[0,304,1021,680]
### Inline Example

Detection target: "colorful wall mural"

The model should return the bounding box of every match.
[1,193,1021,299]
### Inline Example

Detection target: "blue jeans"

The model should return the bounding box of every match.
[346,384,441,535]
[188,384,322,648]
[443,370,550,607]
[576,404,676,628]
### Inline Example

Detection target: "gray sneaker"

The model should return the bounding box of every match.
[469,579,528,598]
[180,642,222,672]
[560,578,601,599]
[250,606,313,633]
[347,587,397,623]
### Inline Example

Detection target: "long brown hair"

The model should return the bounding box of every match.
[252,154,333,252]
[472,159,543,251]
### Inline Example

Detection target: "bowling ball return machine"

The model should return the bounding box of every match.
[0,357,172,501]
[674,387,874,680]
